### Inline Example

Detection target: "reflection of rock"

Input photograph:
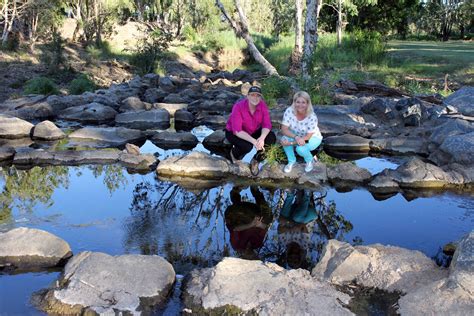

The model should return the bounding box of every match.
[312,239,447,293]
[183,257,352,315]
[32,120,66,140]
[0,227,72,272]
[115,109,170,130]
[0,114,34,138]
[37,252,175,315]
[69,127,144,147]
[398,231,474,315]
[150,131,198,150]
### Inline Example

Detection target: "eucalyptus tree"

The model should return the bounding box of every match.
[215,0,279,76]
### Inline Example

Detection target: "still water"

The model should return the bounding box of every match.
[0,164,472,315]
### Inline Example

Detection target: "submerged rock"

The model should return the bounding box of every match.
[37,252,175,315]
[183,257,353,315]
[312,239,447,294]
[0,227,72,272]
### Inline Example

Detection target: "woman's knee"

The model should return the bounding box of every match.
[295,145,309,156]
[264,131,277,145]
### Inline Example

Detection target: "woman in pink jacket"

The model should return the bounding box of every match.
[225,86,276,176]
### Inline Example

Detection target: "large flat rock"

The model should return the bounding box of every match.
[38,252,175,315]
[115,109,170,130]
[157,152,231,179]
[183,257,353,315]
[312,239,447,294]
[58,102,118,123]
[12,149,156,171]
[0,227,72,272]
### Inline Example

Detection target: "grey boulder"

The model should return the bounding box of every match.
[115,109,170,130]
[58,102,118,124]
[183,257,353,315]
[0,114,34,138]
[150,131,198,149]
[32,120,66,140]
[0,227,72,272]
[38,252,175,315]
[69,127,144,147]
[443,86,474,116]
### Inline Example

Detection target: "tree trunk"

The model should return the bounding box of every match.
[289,0,304,75]
[302,0,322,78]
[336,0,342,46]
[295,0,303,53]
[215,0,279,76]
[1,0,10,47]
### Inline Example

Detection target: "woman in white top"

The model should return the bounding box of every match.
[280,91,323,173]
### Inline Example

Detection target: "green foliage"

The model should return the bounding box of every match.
[128,27,172,75]
[23,77,59,95]
[264,144,286,165]
[317,151,343,166]
[181,25,198,42]
[345,30,386,66]
[69,74,97,95]
[261,76,291,108]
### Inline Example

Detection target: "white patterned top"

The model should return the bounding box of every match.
[281,107,322,138]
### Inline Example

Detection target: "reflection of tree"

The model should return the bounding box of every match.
[87,165,127,195]
[0,166,70,224]
[123,176,232,270]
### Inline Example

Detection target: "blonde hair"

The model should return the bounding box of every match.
[291,91,314,117]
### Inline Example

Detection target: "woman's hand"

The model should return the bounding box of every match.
[295,136,306,146]
[255,137,265,151]
[280,138,292,146]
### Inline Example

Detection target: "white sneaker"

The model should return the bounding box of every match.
[305,160,314,172]
[284,163,295,173]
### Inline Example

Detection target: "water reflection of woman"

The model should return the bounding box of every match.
[277,189,318,269]
[225,186,272,259]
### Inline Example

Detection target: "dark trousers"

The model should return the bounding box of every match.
[225,129,276,162]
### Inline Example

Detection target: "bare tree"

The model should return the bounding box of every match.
[215,0,279,76]
[289,0,303,75]
[302,0,322,78]
[1,0,29,47]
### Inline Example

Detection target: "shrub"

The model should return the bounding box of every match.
[23,77,59,95]
[262,76,291,108]
[69,74,96,95]
[182,25,198,42]
[344,30,386,66]
[128,27,172,75]
[264,144,286,165]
